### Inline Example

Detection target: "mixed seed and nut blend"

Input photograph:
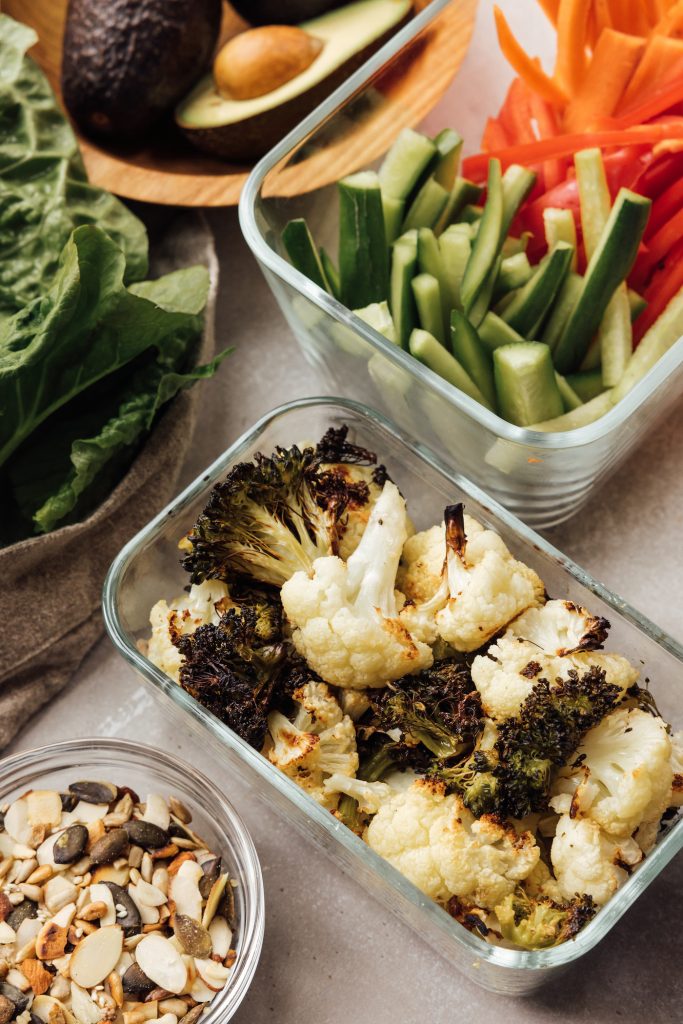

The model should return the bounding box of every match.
[0,783,237,1024]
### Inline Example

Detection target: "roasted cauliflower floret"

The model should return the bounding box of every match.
[291,680,344,734]
[670,731,683,808]
[281,481,433,689]
[147,580,232,682]
[511,600,609,656]
[323,774,394,813]
[365,780,539,908]
[400,505,544,651]
[267,700,358,811]
[551,708,672,850]
[550,813,642,905]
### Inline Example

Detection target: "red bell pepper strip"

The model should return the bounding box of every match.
[634,206,683,282]
[631,150,683,198]
[482,116,512,151]
[645,176,683,239]
[612,71,683,127]
[463,122,683,179]
[634,237,683,344]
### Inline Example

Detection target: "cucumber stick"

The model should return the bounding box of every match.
[461,158,503,315]
[433,128,463,190]
[611,286,683,403]
[412,272,444,344]
[540,272,584,353]
[390,230,418,350]
[282,219,331,293]
[553,188,651,374]
[555,372,583,412]
[575,149,634,386]
[493,342,564,426]
[435,178,483,235]
[531,390,613,431]
[502,242,574,337]
[379,128,436,200]
[409,328,493,409]
[543,208,578,271]
[566,368,604,402]
[501,165,536,237]
[338,171,388,308]
[479,311,525,352]
[495,252,532,299]
[439,227,471,313]
[418,228,449,337]
[319,247,340,299]
[403,177,449,231]
[450,310,497,409]
[354,301,397,343]
[382,195,405,246]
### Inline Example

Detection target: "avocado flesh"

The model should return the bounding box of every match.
[176,0,412,161]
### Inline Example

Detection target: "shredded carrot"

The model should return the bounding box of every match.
[463,121,683,178]
[652,0,683,36]
[620,35,683,110]
[555,0,593,96]
[615,69,683,124]
[493,7,568,106]
[528,91,565,187]
[622,0,651,35]
[594,0,613,33]
[564,29,645,133]
[536,0,561,26]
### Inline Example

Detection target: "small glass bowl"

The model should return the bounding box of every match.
[0,737,264,1022]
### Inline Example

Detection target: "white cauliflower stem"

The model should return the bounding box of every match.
[281,481,433,689]
[365,780,539,908]
[400,504,544,651]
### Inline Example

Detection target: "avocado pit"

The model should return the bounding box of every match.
[214,26,324,101]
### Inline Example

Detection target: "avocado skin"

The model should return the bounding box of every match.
[229,0,347,26]
[61,0,222,142]
[179,14,409,163]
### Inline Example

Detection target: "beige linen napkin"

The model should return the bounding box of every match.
[0,212,218,749]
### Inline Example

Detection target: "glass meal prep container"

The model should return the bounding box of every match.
[103,396,683,997]
[0,737,265,1023]
[238,0,683,530]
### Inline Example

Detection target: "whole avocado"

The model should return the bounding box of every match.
[229,0,347,26]
[61,0,222,142]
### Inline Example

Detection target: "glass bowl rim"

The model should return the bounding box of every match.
[0,735,265,1021]
[102,395,683,974]
[238,0,683,448]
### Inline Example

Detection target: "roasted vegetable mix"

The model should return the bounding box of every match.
[280,0,683,431]
[0,783,237,1024]
[146,429,683,952]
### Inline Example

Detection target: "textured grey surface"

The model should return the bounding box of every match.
[7,1,683,1020]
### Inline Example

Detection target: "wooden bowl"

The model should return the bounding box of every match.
[6,0,478,207]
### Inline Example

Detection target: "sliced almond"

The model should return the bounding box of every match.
[107,971,124,1009]
[15,914,42,950]
[169,862,203,924]
[36,832,69,873]
[51,902,77,930]
[193,958,230,992]
[61,803,109,827]
[27,791,62,830]
[189,976,214,1003]
[88,884,117,927]
[70,983,105,1024]
[201,874,228,931]
[70,925,124,988]
[91,864,129,887]
[4,800,45,849]
[142,796,170,833]
[207,917,231,961]
[31,995,67,1024]
[20,959,53,996]
[167,853,196,877]
[36,921,68,960]
[131,880,167,908]
[44,876,78,915]
[135,934,187,996]
[0,922,15,944]
[87,820,106,847]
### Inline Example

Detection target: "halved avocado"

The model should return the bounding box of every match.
[176,0,412,162]
[229,0,348,26]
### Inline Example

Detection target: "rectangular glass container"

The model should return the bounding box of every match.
[103,396,683,996]
[238,0,683,529]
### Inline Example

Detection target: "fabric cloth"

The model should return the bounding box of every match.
[0,212,218,749]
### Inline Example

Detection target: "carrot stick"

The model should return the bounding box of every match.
[594,0,613,33]
[564,29,645,133]
[652,0,683,36]
[555,0,593,96]
[463,121,683,178]
[621,35,683,109]
[493,7,568,105]
[623,0,651,35]
[613,71,683,125]
[536,0,561,25]
[528,91,565,187]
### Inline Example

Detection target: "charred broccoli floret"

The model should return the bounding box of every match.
[183,428,382,589]
[495,888,597,949]
[431,667,622,819]
[370,659,483,760]
[176,600,289,749]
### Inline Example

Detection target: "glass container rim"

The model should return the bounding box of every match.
[103,396,683,975]
[0,736,265,1020]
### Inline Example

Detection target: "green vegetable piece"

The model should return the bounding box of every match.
[458,204,485,225]
[555,372,583,412]
[500,164,536,238]
[531,390,613,431]
[434,178,483,235]
[495,252,533,299]
[541,272,583,353]
[450,310,496,410]
[354,301,397,344]
[543,207,578,271]
[439,227,471,314]
[502,242,574,337]
[495,891,596,951]
[409,328,493,409]
[628,288,647,322]
[411,272,444,345]
[382,195,405,246]
[282,219,330,293]
[418,228,451,337]
[479,311,525,353]
[402,176,450,231]
[338,170,388,308]
[378,128,437,201]
[493,341,565,426]
[469,254,503,328]
[566,368,605,403]
[390,230,418,349]
[460,158,503,316]
[319,247,340,300]
[611,286,683,403]
[554,188,651,374]
[432,128,463,190]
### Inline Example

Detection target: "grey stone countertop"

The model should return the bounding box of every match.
[8,1,683,1021]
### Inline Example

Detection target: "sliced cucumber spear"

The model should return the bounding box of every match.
[338,171,389,309]
[566,368,605,403]
[319,247,340,299]
[282,219,331,294]
[390,229,418,350]
[439,226,471,314]
[412,272,444,345]
[432,128,463,190]
[354,301,397,344]
[555,372,583,412]
[495,252,533,299]
[500,165,536,237]
[409,328,494,409]
[435,178,483,235]
[543,208,578,271]
[493,341,565,426]
[403,177,450,231]
[479,311,525,352]
[502,241,574,337]
[382,195,405,246]
[553,188,651,375]
[378,128,437,200]
[450,310,497,409]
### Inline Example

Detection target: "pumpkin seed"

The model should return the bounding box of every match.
[198,858,220,900]
[6,900,37,932]
[89,829,129,865]
[178,1005,205,1024]
[121,963,156,999]
[53,825,88,865]
[0,995,13,1024]
[173,915,212,959]
[0,983,29,1015]
[68,782,118,805]
[101,883,141,935]
[123,821,169,850]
